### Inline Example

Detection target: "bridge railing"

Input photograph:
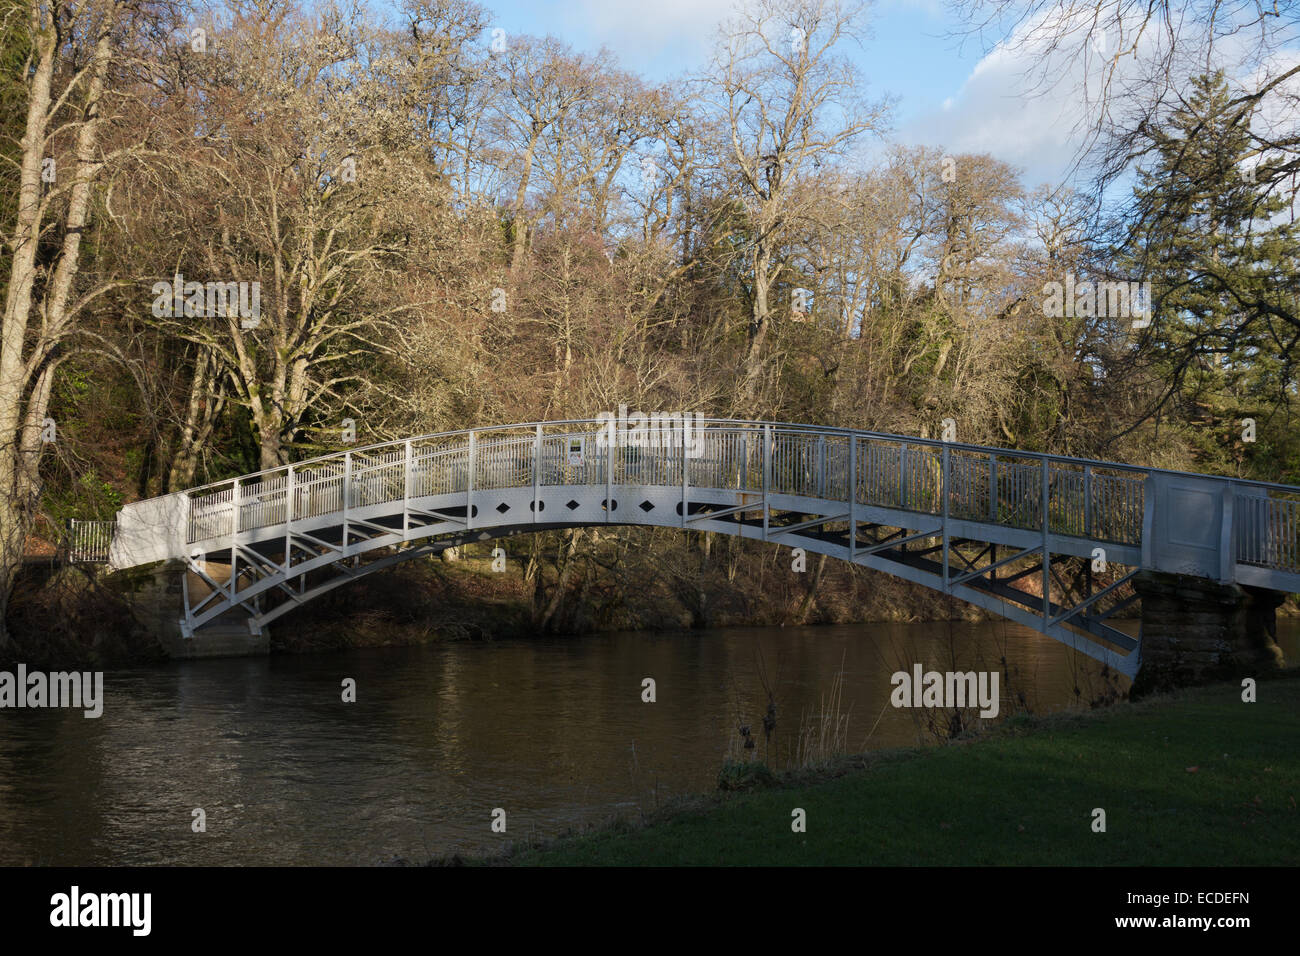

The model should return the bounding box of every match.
[839,438,1144,545]
[182,421,1154,547]
[1236,486,1300,573]
[173,419,1298,582]
[67,519,115,563]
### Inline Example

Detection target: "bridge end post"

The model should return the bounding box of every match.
[401,443,411,540]
[681,419,689,529]
[285,464,295,571]
[532,425,542,522]
[1041,456,1050,628]
[605,419,613,523]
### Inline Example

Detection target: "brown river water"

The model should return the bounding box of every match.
[1,620,1296,865]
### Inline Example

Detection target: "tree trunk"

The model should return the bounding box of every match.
[0,2,116,645]
[510,132,539,273]
[740,243,774,403]
[168,348,225,491]
[796,553,828,623]
[535,529,580,632]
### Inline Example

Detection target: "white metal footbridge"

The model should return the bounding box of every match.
[102,418,1300,678]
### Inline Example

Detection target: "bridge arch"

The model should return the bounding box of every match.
[107,419,1300,680]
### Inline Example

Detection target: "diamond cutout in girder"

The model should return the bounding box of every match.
[639,500,654,512]
[566,500,580,510]
[496,502,510,514]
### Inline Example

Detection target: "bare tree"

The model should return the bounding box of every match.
[0,0,163,641]
[491,36,604,272]
[709,0,889,405]
[948,2,1300,460]
[144,0,456,469]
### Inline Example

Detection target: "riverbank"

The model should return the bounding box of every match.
[272,541,993,652]
[8,536,1299,668]
[2,535,1025,666]
[450,671,1300,866]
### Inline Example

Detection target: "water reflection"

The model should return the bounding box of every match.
[0,621,1294,865]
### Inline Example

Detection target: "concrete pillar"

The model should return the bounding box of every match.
[1131,570,1286,698]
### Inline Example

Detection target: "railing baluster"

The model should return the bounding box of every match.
[900,442,909,511]
[285,465,294,571]
[1041,457,1050,626]
[849,436,857,560]
[988,454,997,523]
[762,423,771,539]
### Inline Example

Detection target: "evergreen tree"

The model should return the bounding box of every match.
[1121,70,1300,478]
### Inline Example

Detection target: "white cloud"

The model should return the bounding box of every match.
[900,55,1091,186]
[896,6,1300,189]
[557,0,739,75]
[875,0,948,17]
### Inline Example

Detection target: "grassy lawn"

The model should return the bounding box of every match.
[499,675,1300,866]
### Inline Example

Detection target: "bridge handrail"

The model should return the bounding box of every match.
[114,417,1298,581]
[169,417,1300,500]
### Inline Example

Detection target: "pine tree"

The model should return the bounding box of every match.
[1121,70,1299,478]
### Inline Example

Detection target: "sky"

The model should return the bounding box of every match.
[436,0,1300,200]
[479,0,1090,189]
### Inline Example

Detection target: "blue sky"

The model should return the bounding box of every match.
[374,1,1300,196]
[475,0,1091,189]
[484,0,973,121]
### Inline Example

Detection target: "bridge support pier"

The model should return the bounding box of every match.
[1132,571,1286,698]
[120,560,270,659]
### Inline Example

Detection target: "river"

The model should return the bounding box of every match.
[2,620,1295,865]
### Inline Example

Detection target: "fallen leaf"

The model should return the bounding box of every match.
[1186,766,1199,773]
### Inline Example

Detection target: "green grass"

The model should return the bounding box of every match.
[495,675,1300,866]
